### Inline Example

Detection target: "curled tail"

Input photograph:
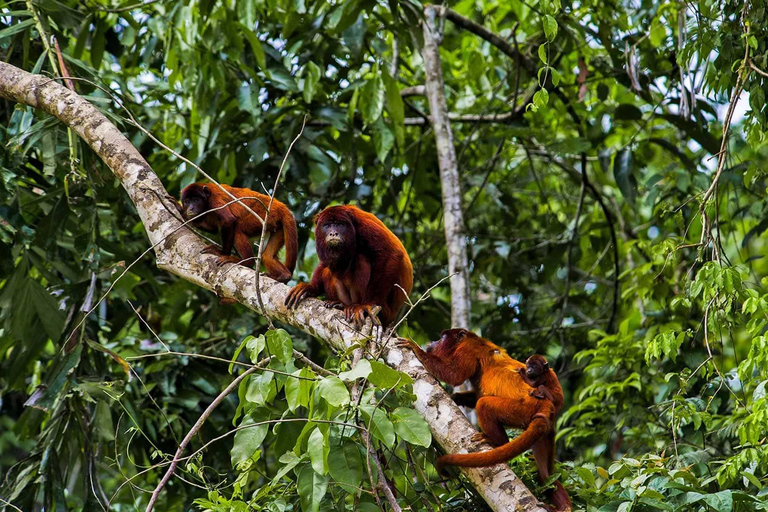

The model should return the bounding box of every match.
[437,415,550,470]
[283,211,298,273]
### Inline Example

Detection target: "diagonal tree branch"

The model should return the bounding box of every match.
[0,62,546,512]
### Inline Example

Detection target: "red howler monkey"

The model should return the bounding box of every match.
[179,183,298,283]
[520,355,563,412]
[397,329,571,512]
[284,205,413,329]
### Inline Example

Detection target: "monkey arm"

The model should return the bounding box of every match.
[285,263,327,309]
[395,339,476,386]
[220,224,235,255]
[537,385,555,402]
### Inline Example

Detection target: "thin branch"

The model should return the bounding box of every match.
[145,358,270,512]
[253,116,306,325]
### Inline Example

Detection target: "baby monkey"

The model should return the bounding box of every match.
[519,354,563,413]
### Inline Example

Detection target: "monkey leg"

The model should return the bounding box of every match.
[475,397,517,447]
[451,391,478,409]
[229,229,255,268]
[262,228,292,282]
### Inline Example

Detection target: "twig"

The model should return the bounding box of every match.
[64,195,272,349]
[145,358,270,512]
[292,349,334,377]
[558,170,586,327]
[253,116,306,326]
[699,2,750,209]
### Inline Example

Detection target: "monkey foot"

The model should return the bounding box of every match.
[266,270,292,284]
[470,432,492,444]
[201,244,224,255]
[214,255,252,267]
[323,300,344,310]
[344,304,381,330]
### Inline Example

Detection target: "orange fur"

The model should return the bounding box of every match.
[285,205,412,328]
[179,183,297,283]
[398,329,571,512]
[519,354,564,413]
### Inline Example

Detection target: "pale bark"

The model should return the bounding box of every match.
[0,61,546,512]
[421,6,471,329]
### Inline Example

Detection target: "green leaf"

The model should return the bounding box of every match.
[307,428,328,475]
[538,44,548,64]
[271,451,303,484]
[303,62,322,103]
[240,26,267,69]
[359,76,385,125]
[361,405,396,448]
[27,278,64,340]
[316,376,350,407]
[297,465,328,512]
[382,71,405,147]
[613,149,637,204]
[368,360,411,389]
[0,19,34,40]
[649,20,666,47]
[700,490,733,512]
[339,359,372,381]
[285,367,315,412]
[373,120,394,163]
[231,416,269,467]
[266,329,293,364]
[533,88,549,108]
[245,371,276,405]
[391,407,431,447]
[246,335,266,363]
[327,441,363,491]
[543,15,558,41]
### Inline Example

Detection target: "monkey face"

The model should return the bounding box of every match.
[525,355,549,379]
[181,185,212,221]
[314,208,358,265]
[320,221,351,249]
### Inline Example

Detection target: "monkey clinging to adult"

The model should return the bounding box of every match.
[284,205,413,329]
[519,354,564,412]
[179,183,298,283]
[397,329,571,512]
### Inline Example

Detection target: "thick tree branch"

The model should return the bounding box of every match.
[0,62,546,512]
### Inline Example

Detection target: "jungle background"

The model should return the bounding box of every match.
[1,0,768,510]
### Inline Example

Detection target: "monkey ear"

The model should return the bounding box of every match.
[202,185,212,198]
[312,212,321,224]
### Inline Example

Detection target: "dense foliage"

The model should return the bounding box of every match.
[1,0,768,510]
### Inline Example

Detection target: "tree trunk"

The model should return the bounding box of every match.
[421,5,471,330]
[0,61,546,512]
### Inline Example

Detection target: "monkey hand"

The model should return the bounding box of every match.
[285,283,318,309]
[529,389,547,400]
[344,304,381,330]
[395,337,419,352]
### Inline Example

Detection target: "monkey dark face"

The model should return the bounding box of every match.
[320,221,351,249]
[181,185,211,221]
[525,355,549,380]
[315,207,357,266]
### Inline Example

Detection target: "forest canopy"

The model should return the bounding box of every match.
[1,0,768,511]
